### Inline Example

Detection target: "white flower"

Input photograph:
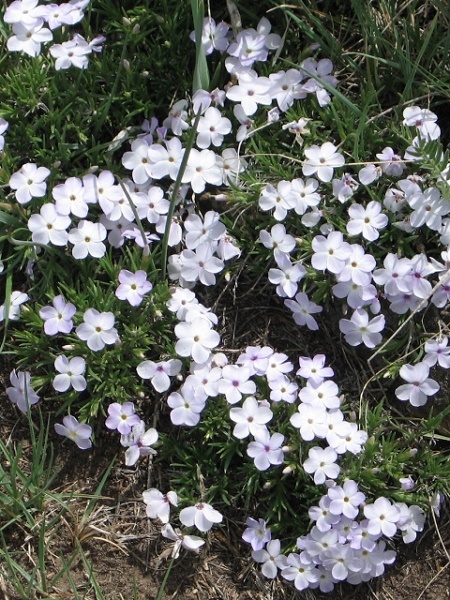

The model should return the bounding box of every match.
[142,488,178,523]
[174,318,220,364]
[247,429,284,471]
[136,359,182,392]
[0,290,29,322]
[76,308,119,351]
[53,355,87,392]
[9,162,51,204]
[120,421,158,466]
[68,220,107,259]
[395,362,440,407]
[339,309,385,348]
[27,204,71,246]
[7,21,53,57]
[6,370,40,413]
[302,142,345,182]
[179,502,223,532]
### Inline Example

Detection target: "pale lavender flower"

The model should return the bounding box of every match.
[53,355,86,392]
[120,420,158,466]
[247,430,284,471]
[339,309,385,348]
[303,446,340,484]
[395,362,440,407]
[105,401,141,435]
[39,295,76,335]
[0,290,29,323]
[284,291,323,331]
[54,415,92,449]
[6,370,40,413]
[115,269,153,306]
[252,539,287,579]
[76,308,118,351]
[137,358,182,392]
[230,396,273,439]
[27,204,71,246]
[364,497,401,538]
[242,517,271,551]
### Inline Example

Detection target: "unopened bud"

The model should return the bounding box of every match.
[122,17,131,26]
[132,24,140,34]
[282,466,294,475]
[123,59,130,71]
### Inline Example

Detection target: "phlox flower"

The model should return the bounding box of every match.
[311,231,352,275]
[220,147,247,185]
[0,118,8,151]
[179,501,223,532]
[166,287,198,320]
[247,430,284,471]
[403,106,440,140]
[290,177,321,214]
[332,173,359,203]
[300,58,339,106]
[147,137,184,180]
[190,17,230,55]
[237,345,274,376]
[49,36,91,70]
[376,147,405,177]
[269,69,306,112]
[54,415,92,449]
[122,138,152,185]
[184,210,225,250]
[53,355,86,392]
[290,402,328,441]
[167,386,206,426]
[337,244,376,286]
[242,517,271,551]
[327,480,366,519]
[10,162,51,205]
[105,401,141,435]
[0,290,29,322]
[120,421,158,466]
[252,539,287,579]
[4,0,41,25]
[83,170,123,212]
[142,488,178,524]
[196,107,232,149]
[230,396,273,439]
[321,545,363,582]
[115,269,153,306]
[299,379,341,410]
[372,253,411,296]
[332,280,378,310]
[161,523,205,558]
[364,497,400,538]
[265,352,293,381]
[218,365,256,404]
[192,87,226,114]
[227,29,268,66]
[226,71,272,116]
[68,220,107,259]
[339,309,385,348]
[281,552,320,591]
[408,186,450,231]
[28,204,71,246]
[76,308,118,351]
[359,163,383,186]
[395,362,440,407]
[6,370,40,413]
[39,295,76,335]
[184,149,223,194]
[328,422,368,455]
[303,446,340,484]
[136,358,182,392]
[405,253,436,299]
[163,99,189,136]
[268,375,298,403]
[52,176,89,218]
[423,336,450,369]
[284,291,323,331]
[396,504,425,544]
[216,232,241,261]
[258,181,296,221]
[302,142,345,182]
[346,201,388,241]
[174,317,220,364]
[259,224,296,256]
[7,21,53,57]
[308,496,340,532]
[297,354,334,385]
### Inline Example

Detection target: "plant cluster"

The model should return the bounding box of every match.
[1,0,450,596]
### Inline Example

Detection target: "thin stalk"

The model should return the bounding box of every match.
[160,109,202,281]
[155,556,176,600]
